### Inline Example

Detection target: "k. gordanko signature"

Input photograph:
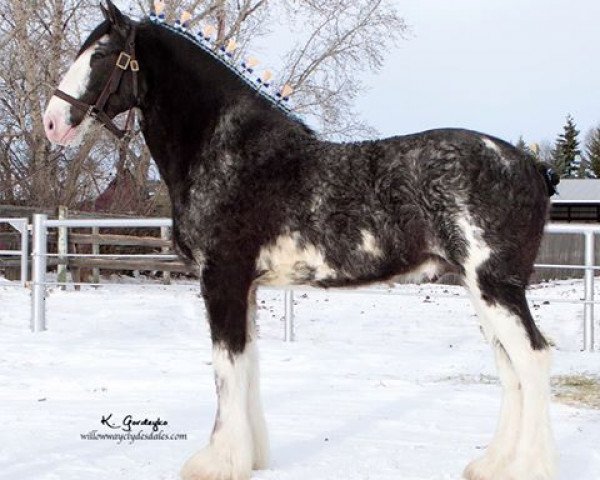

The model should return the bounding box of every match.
[101,413,168,432]
[80,413,187,444]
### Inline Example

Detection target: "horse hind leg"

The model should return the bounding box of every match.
[463,339,522,480]
[465,271,556,480]
[459,221,556,480]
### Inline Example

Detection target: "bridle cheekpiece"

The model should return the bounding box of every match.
[54,26,139,143]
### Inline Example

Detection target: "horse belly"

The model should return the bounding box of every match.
[391,257,448,284]
[255,232,338,286]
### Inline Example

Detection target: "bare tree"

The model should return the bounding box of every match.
[280,0,407,138]
[134,0,407,138]
[0,0,407,211]
[0,0,109,206]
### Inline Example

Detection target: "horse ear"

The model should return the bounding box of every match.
[100,3,110,21]
[101,0,129,33]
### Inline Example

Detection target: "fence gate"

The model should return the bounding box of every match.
[0,217,29,287]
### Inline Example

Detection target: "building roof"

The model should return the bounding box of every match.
[552,179,600,204]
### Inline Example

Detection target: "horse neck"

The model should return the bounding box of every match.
[135,23,256,196]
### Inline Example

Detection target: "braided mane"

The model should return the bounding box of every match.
[147,16,301,122]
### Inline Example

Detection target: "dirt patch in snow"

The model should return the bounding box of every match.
[552,374,600,409]
[439,374,600,410]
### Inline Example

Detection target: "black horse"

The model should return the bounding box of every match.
[44,2,558,479]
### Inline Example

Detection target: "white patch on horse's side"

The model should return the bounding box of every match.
[482,137,502,154]
[181,345,254,480]
[482,137,511,167]
[46,37,107,122]
[255,231,337,285]
[456,212,491,293]
[393,258,441,284]
[309,194,323,214]
[359,230,383,257]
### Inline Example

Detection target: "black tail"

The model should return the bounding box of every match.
[537,163,560,197]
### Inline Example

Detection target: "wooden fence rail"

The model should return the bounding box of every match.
[0,207,195,283]
[0,206,598,285]
[69,232,171,248]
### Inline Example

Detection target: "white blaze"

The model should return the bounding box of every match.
[44,36,108,146]
[46,37,107,122]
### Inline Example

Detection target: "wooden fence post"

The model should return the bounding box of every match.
[161,226,171,285]
[57,206,68,289]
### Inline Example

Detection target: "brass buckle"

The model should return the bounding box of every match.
[116,52,131,70]
[130,60,140,72]
[86,105,98,119]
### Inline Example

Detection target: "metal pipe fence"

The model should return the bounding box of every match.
[17,215,600,351]
[0,218,29,287]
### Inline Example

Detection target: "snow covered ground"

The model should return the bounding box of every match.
[0,279,598,480]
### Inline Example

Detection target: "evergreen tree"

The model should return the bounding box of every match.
[553,115,582,177]
[577,155,596,178]
[586,126,600,178]
[515,136,529,154]
[514,136,539,162]
[529,142,541,162]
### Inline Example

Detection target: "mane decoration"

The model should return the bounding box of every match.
[148,1,300,121]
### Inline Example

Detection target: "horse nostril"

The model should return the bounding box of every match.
[48,120,54,131]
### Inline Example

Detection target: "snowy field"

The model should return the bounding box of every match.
[0,278,599,480]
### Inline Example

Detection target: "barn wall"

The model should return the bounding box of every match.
[531,233,589,282]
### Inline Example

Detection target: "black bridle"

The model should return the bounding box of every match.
[54,27,139,142]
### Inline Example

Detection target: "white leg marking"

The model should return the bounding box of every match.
[246,341,269,469]
[488,345,521,466]
[464,308,522,479]
[467,300,556,480]
[246,288,269,470]
[506,346,556,480]
[460,213,556,480]
[181,346,253,480]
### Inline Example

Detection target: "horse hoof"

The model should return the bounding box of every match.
[463,462,492,480]
[503,459,557,480]
[463,453,509,480]
[181,445,252,480]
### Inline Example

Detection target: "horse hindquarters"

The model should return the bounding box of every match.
[181,267,269,480]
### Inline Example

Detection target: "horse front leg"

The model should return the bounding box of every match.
[181,266,268,480]
[246,286,270,470]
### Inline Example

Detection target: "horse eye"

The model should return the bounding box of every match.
[91,52,106,61]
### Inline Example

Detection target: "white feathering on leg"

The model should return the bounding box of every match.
[181,345,253,480]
